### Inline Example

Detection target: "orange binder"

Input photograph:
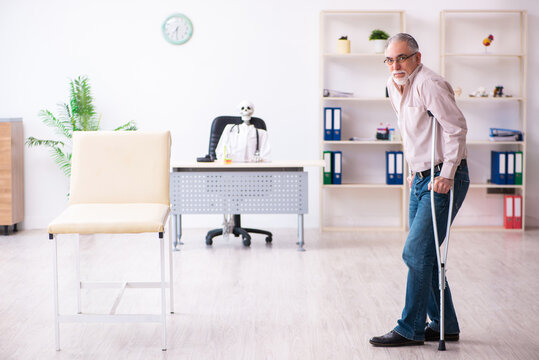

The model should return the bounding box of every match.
[504,195,514,229]
[513,195,522,229]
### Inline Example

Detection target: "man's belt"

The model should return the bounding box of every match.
[416,159,467,179]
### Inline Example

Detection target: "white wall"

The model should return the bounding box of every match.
[1,0,537,230]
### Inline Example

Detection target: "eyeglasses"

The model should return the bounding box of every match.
[384,52,417,65]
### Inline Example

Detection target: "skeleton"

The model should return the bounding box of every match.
[216,100,270,164]
[220,100,269,238]
[238,100,260,161]
[238,100,254,123]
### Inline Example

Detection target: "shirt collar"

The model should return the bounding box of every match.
[407,63,422,84]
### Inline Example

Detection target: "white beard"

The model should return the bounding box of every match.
[392,71,409,86]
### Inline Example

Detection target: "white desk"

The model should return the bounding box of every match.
[170,160,323,251]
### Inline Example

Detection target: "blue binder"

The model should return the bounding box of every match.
[506,151,515,185]
[491,151,506,184]
[395,151,403,185]
[324,107,333,141]
[386,151,397,185]
[332,107,341,141]
[332,151,342,184]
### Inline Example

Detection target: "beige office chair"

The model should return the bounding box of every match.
[47,131,173,351]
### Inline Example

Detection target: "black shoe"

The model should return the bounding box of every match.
[369,330,424,347]
[424,326,459,341]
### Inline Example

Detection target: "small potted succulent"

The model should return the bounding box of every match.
[337,35,350,54]
[369,29,390,53]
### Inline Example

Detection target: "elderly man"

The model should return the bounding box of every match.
[369,33,470,347]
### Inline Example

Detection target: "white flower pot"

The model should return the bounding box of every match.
[372,39,387,54]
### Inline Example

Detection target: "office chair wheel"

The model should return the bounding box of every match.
[205,237,213,246]
[242,236,251,247]
[265,236,272,243]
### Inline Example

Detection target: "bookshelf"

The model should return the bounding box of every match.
[319,10,406,231]
[440,10,527,231]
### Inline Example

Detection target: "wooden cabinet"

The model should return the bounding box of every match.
[0,118,24,234]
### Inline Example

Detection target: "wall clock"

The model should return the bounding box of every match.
[162,13,193,45]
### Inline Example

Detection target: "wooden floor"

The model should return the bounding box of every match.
[1,227,539,359]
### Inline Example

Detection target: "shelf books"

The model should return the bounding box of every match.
[386,151,403,185]
[323,107,341,141]
[491,151,523,185]
[323,150,342,185]
[504,195,522,229]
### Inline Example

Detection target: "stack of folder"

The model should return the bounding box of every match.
[491,151,523,185]
[324,107,341,141]
[504,195,522,229]
[323,151,342,184]
[386,151,403,185]
[489,128,523,142]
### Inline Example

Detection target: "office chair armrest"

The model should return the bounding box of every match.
[197,155,214,162]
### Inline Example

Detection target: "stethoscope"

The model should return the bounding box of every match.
[229,123,260,157]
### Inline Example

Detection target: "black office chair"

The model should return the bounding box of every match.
[200,116,273,247]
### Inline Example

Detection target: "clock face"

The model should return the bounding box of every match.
[162,13,193,45]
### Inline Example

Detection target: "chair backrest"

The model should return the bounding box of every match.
[69,131,171,205]
[208,116,267,160]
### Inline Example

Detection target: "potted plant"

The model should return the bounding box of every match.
[369,29,390,53]
[337,35,350,54]
[26,76,137,177]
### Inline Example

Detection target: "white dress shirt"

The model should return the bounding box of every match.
[386,64,468,180]
[215,123,271,162]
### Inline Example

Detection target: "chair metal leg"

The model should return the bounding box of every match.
[159,233,167,351]
[75,235,82,314]
[167,225,174,314]
[51,234,61,351]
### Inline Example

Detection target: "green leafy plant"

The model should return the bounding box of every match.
[26,76,137,177]
[369,29,390,41]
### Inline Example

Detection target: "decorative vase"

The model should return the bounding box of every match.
[372,39,386,54]
[337,39,350,54]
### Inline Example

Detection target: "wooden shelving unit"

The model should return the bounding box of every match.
[319,10,406,231]
[440,9,527,230]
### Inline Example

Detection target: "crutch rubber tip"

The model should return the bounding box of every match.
[438,340,446,351]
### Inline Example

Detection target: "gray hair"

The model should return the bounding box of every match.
[385,33,419,52]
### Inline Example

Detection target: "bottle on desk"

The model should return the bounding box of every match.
[224,146,232,164]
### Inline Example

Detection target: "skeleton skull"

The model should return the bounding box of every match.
[238,100,254,123]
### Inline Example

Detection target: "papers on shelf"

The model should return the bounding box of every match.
[348,137,376,141]
[489,128,523,142]
[323,89,354,97]
[489,134,520,141]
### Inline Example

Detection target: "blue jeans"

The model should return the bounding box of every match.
[394,163,469,341]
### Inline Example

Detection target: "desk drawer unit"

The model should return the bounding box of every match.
[170,170,308,215]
